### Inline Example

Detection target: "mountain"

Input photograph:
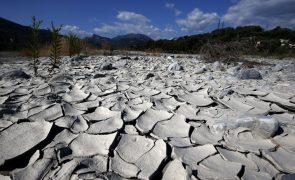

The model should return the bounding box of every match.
[84,34,112,48]
[0,17,153,51]
[85,33,153,49]
[112,34,153,48]
[0,17,52,51]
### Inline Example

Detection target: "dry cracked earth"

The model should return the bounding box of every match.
[0,55,295,180]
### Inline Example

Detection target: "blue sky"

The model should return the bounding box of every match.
[1,0,295,39]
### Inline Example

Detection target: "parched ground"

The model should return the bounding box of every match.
[0,55,295,180]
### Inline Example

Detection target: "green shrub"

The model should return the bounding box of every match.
[49,22,62,71]
[67,33,82,57]
[30,16,42,76]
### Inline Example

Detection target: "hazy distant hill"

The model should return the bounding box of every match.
[0,17,52,51]
[85,33,153,49]
[84,34,112,48]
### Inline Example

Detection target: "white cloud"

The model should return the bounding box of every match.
[176,8,219,32]
[164,27,176,33]
[223,0,295,28]
[61,25,92,37]
[94,22,161,37]
[117,11,150,23]
[93,11,175,39]
[165,3,182,16]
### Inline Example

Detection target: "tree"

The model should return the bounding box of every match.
[30,16,42,76]
[49,22,62,71]
[67,33,82,57]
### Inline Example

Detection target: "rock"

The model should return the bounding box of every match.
[114,134,166,179]
[154,97,184,111]
[0,175,11,180]
[124,125,138,135]
[75,155,108,174]
[263,147,295,173]
[196,154,242,179]
[93,73,106,78]
[223,127,276,154]
[49,73,74,83]
[259,93,295,111]
[169,137,193,147]
[217,147,258,170]
[218,96,253,113]
[100,62,115,70]
[179,92,214,107]
[212,61,224,71]
[227,66,241,75]
[223,116,279,139]
[121,56,131,60]
[281,174,295,180]
[273,64,283,71]
[48,159,79,179]
[162,159,187,180]
[45,129,78,149]
[167,56,174,60]
[62,103,85,116]
[172,144,217,169]
[195,66,206,74]
[254,116,279,138]
[242,168,272,180]
[191,124,223,145]
[12,155,57,180]
[0,96,8,104]
[29,104,63,121]
[168,62,184,71]
[71,115,89,133]
[116,134,154,163]
[0,69,31,80]
[136,108,173,133]
[145,73,155,79]
[237,69,262,80]
[136,139,166,179]
[69,132,117,157]
[70,55,83,61]
[34,84,51,96]
[273,134,295,152]
[113,59,128,68]
[152,114,190,140]
[55,116,77,129]
[111,151,140,178]
[175,104,199,120]
[83,106,121,121]
[219,88,234,98]
[0,121,52,165]
[87,117,123,134]
[63,86,89,102]
[123,105,143,122]
[247,153,279,177]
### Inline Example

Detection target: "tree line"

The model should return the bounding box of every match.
[30,16,84,76]
[139,26,295,57]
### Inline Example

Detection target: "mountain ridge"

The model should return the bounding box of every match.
[0,17,153,50]
[0,17,52,51]
[85,33,153,49]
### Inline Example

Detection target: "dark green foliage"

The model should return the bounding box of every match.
[30,16,42,76]
[49,22,62,70]
[144,26,295,57]
[67,33,82,57]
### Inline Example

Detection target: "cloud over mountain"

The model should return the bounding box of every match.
[223,0,295,28]
[176,8,219,32]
